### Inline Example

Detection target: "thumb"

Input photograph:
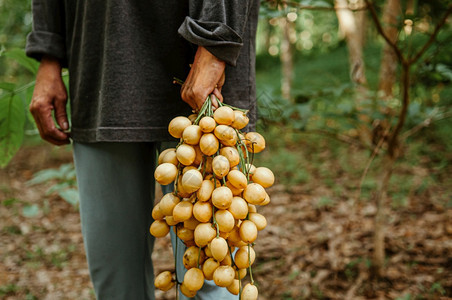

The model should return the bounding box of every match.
[54,95,69,131]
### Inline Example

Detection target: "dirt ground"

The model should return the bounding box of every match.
[1,144,451,299]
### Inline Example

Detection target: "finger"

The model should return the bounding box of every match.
[213,88,223,103]
[36,105,70,143]
[54,96,69,131]
[218,72,225,88]
[210,94,219,109]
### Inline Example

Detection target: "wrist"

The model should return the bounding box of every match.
[37,55,63,82]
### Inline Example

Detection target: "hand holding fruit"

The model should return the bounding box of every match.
[181,46,226,111]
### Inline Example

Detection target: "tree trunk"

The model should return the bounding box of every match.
[335,0,367,87]
[280,17,295,101]
[371,154,395,278]
[378,0,401,99]
[335,0,370,145]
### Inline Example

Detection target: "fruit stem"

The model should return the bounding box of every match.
[173,163,181,196]
[212,206,220,238]
[213,95,249,113]
[194,96,212,124]
[248,243,254,285]
[197,246,202,268]
[230,245,243,298]
[172,77,185,86]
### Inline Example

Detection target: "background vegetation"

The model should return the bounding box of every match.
[1,0,451,299]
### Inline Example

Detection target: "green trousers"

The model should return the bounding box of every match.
[73,142,237,300]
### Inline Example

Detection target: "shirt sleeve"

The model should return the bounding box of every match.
[178,0,253,66]
[25,0,67,64]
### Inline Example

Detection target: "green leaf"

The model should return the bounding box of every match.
[58,189,79,206]
[3,49,39,75]
[26,169,63,185]
[0,82,16,92]
[22,204,40,217]
[0,93,26,168]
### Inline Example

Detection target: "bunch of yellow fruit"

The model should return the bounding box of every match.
[150,98,273,300]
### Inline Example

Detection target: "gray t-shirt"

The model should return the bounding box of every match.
[26,0,259,142]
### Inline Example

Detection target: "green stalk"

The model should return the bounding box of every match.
[248,243,254,285]
[212,206,220,238]
[197,246,202,268]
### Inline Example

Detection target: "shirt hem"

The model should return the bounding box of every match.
[70,127,177,143]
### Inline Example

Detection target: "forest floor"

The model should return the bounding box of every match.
[1,143,451,300]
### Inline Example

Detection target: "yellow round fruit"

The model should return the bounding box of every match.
[199,133,219,156]
[212,155,230,178]
[214,124,235,141]
[202,257,220,280]
[235,268,247,280]
[194,223,216,247]
[193,201,212,223]
[168,116,192,138]
[228,197,248,220]
[213,106,235,125]
[260,193,271,206]
[234,245,256,269]
[188,113,197,123]
[199,116,217,133]
[248,212,267,231]
[231,110,249,130]
[211,186,233,209]
[243,183,266,205]
[165,215,179,226]
[227,279,240,295]
[184,216,200,231]
[176,225,194,242]
[245,132,266,153]
[154,271,174,292]
[172,200,193,222]
[219,147,240,167]
[213,265,235,287]
[193,145,203,166]
[158,148,175,165]
[215,209,235,233]
[183,268,204,292]
[182,125,202,145]
[183,246,205,270]
[154,163,177,185]
[160,148,178,166]
[226,181,244,196]
[152,204,164,221]
[210,237,229,262]
[176,144,196,166]
[180,282,197,297]
[158,193,180,216]
[241,283,258,300]
[150,220,169,238]
[227,170,248,190]
[239,220,258,243]
[181,169,203,193]
[197,179,214,202]
[252,167,275,188]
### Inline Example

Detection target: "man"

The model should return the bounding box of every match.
[26,1,259,299]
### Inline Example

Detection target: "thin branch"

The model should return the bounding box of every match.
[401,110,452,140]
[358,122,392,199]
[364,0,406,64]
[409,4,452,64]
